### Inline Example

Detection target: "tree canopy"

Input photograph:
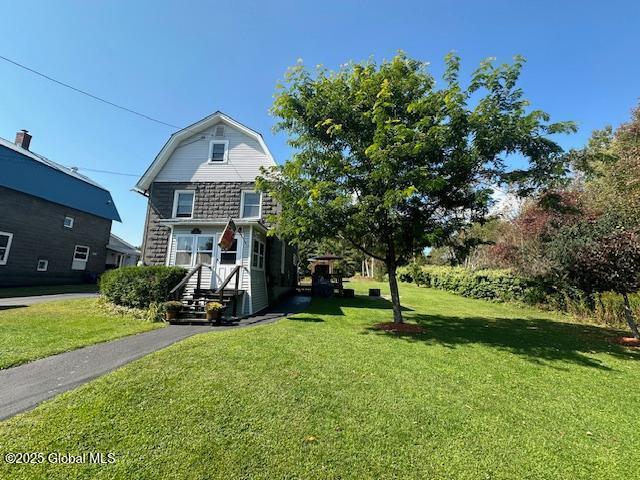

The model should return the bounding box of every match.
[258,52,575,323]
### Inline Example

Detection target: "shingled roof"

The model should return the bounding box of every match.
[0,136,121,222]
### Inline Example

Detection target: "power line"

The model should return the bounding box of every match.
[68,166,140,177]
[0,54,180,129]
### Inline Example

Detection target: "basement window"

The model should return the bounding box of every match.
[37,259,49,271]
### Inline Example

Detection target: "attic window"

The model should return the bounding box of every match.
[214,125,225,138]
[208,140,229,163]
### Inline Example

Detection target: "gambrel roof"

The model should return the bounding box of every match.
[134,111,276,193]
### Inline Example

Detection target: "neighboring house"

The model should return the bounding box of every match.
[135,112,297,315]
[0,130,121,286]
[106,234,141,269]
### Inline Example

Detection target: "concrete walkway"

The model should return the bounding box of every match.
[0,293,98,307]
[0,295,310,420]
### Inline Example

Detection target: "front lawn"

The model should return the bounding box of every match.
[0,299,163,369]
[0,281,638,479]
[0,284,98,298]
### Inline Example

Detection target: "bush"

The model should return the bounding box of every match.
[398,264,545,304]
[99,266,187,308]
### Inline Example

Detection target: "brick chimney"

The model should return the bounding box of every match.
[15,129,32,150]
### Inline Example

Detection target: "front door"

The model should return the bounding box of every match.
[214,235,239,288]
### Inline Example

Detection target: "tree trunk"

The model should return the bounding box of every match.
[386,257,404,324]
[622,292,640,339]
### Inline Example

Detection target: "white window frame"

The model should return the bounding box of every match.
[252,239,265,271]
[172,190,195,219]
[0,231,13,266]
[208,140,229,163]
[174,234,195,267]
[240,191,262,219]
[37,259,49,272]
[72,245,90,270]
[63,216,74,228]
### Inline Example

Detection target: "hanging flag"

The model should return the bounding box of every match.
[218,218,237,251]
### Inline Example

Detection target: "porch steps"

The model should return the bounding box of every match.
[170,288,244,324]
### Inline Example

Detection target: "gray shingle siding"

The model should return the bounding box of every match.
[142,181,278,266]
[0,186,111,286]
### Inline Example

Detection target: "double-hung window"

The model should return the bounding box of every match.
[175,236,195,266]
[252,239,265,270]
[241,191,262,219]
[208,140,229,163]
[173,190,195,218]
[72,245,90,270]
[0,232,13,265]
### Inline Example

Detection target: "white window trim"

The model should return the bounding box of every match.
[240,190,262,219]
[37,259,49,272]
[0,231,14,266]
[73,245,90,261]
[174,234,195,267]
[208,140,229,164]
[64,216,74,228]
[218,235,240,266]
[252,238,265,271]
[172,190,195,219]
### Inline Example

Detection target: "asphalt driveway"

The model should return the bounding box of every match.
[0,294,310,420]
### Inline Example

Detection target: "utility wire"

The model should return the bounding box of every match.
[0,54,180,129]
[67,166,140,177]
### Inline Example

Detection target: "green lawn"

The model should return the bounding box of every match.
[0,281,638,479]
[0,284,98,298]
[0,299,163,369]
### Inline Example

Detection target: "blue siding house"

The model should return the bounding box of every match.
[0,130,121,286]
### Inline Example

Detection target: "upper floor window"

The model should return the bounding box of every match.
[208,140,229,163]
[64,216,74,228]
[0,232,13,265]
[172,190,195,218]
[241,191,262,219]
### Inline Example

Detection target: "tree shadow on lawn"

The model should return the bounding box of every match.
[363,313,640,370]
[288,295,413,321]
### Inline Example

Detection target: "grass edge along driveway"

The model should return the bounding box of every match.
[0,299,163,369]
[0,281,638,479]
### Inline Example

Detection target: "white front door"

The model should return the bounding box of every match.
[214,235,239,289]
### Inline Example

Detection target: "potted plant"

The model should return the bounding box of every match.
[206,301,225,323]
[164,301,183,320]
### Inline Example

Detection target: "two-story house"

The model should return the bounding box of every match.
[0,130,121,286]
[135,112,297,316]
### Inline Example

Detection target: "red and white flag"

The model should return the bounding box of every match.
[218,218,237,251]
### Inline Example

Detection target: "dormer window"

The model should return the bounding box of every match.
[208,140,229,163]
[172,190,195,218]
[240,191,262,219]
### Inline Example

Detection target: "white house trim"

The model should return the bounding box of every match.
[239,190,262,220]
[172,190,195,219]
[134,111,276,193]
[207,139,229,164]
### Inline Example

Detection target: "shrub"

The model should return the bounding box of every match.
[398,264,545,304]
[99,266,187,308]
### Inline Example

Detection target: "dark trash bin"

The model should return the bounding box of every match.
[369,288,380,297]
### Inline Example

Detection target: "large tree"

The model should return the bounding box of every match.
[258,53,575,323]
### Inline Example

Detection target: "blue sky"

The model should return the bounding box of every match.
[1,0,638,246]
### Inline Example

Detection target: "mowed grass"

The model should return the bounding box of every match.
[0,281,638,479]
[0,299,162,369]
[0,284,98,298]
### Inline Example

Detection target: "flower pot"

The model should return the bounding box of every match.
[206,310,222,323]
[165,311,179,320]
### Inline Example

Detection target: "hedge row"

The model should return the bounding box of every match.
[397,264,545,304]
[99,266,187,308]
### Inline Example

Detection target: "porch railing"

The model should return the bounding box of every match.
[169,263,206,300]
